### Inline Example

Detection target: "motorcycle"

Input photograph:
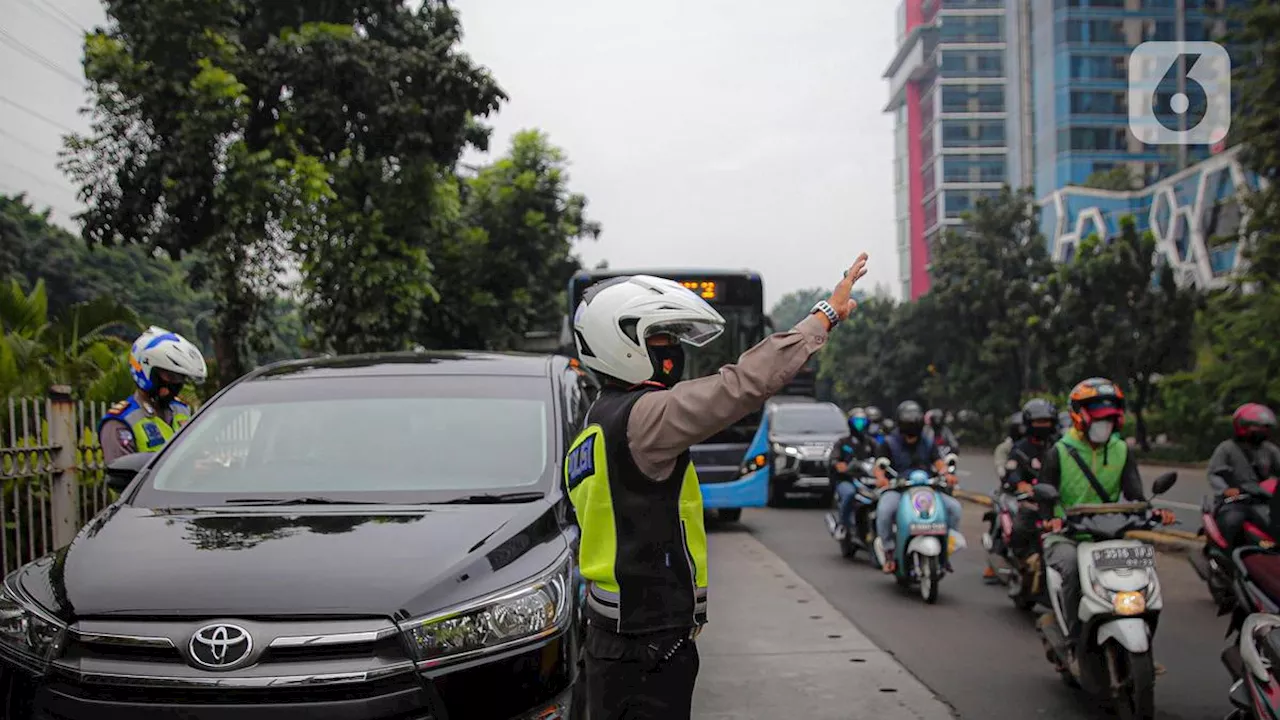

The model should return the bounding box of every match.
[1221,545,1280,720]
[1192,468,1278,612]
[824,458,880,562]
[1033,472,1178,720]
[983,485,1047,611]
[871,454,966,604]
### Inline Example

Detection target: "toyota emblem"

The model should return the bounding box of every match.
[189,623,253,669]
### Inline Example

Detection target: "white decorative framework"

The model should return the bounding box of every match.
[1038,146,1264,289]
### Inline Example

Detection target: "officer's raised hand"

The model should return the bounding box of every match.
[827,253,870,325]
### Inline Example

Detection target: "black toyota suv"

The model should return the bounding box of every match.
[0,352,592,720]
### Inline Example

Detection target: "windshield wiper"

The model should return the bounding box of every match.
[435,492,546,505]
[222,497,381,506]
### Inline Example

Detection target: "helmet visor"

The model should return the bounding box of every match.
[648,320,724,348]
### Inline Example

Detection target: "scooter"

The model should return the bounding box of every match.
[824,459,880,562]
[871,454,966,604]
[1192,468,1278,612]
[1033,472,1179,720]
[983,484,1048,611]
[1222,546,1280,720]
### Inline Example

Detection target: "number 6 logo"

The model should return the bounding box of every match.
[1128,41,1232,146]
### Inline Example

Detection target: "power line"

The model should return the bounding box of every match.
[0,128,52,158]
[14,0,85,36]
[0,28,84,85]
[0,159,78,198]
[28,0,88,34]
[0,96,79,134]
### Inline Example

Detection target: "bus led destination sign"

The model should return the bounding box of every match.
[679,280,718,300]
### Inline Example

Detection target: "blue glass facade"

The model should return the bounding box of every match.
[1039,147,1255,287]
[1028,0,1237,197]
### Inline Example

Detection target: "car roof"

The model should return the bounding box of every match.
[244,351,568,381]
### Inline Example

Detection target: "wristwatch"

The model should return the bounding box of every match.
[811,300,839,328]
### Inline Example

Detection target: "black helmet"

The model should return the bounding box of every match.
[1008,412,1025,441]
[865,405,884,423]
[896,400,924,437]
[1021,398,1057,440]
[847,407,869,434]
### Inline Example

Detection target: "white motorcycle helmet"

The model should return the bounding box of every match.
[130,326,209,393]
[572,275,726,385]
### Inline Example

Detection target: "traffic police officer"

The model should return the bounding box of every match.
[99,326,208,464]
[565,254,869,719]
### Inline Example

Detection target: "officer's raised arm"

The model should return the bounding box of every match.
[626,255,869,480]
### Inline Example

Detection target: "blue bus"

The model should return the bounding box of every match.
[565,268,785,521]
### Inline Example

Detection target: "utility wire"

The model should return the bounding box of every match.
[0,96,79,134]
[14,0,86,36]
[0,28,84,85]
[29,0,89,34]
[0,128,52,157]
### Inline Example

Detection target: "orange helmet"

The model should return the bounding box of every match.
[1068,377,1125,432]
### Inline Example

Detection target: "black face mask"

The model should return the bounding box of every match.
[152,382,186,407]
[648,345,685,387]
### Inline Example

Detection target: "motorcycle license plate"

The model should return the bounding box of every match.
[1092,545,1155,570]
[909,522,946,535]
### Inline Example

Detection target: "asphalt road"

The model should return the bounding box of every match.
[731,455,1232,720]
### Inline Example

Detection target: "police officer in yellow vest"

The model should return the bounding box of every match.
[565,254,868,720]
[99,326,208,464]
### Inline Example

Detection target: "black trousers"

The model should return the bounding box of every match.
[1216,503,1250,547]
[583,624,700,720]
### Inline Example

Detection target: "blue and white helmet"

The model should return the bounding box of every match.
[129,326,208,392]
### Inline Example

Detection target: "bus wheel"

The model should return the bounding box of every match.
[719,508,743,522]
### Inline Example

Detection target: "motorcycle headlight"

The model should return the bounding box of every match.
[401,554,571,668]
[0,585,66,671]
[1112,591,1146,616]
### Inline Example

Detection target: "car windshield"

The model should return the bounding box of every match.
[772,405,847,434]
[132,374,552,506]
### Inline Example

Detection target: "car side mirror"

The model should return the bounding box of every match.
[1032,483,1060,504]
[1151,472,1178,496]
[106,453,151,493]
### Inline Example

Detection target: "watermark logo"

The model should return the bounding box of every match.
[1128,41,1231,146]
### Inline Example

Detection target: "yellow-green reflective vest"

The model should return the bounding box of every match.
[565,388,708,634]
[100,397,192,453]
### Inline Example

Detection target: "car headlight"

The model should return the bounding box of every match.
[401,554,571,668]
[0,584,66,671]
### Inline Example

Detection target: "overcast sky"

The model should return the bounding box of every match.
[0,0,899,306]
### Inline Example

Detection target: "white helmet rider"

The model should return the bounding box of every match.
[572,275,726,385]
[129,326,208,402]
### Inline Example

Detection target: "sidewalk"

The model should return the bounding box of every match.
[692,530,954,719]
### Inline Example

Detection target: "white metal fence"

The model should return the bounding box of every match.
[0,388,116,577]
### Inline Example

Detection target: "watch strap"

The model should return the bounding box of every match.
[811,300,839,328]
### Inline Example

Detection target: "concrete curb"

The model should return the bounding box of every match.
[952,489,1203,555]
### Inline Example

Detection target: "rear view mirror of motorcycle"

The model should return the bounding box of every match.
[943,453,958,474]
[1032,483,1060,505]
[1151,472,1178,496]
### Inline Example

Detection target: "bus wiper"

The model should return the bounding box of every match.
[222,497,380,506]
[435,492,546,505]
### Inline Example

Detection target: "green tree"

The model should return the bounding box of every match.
[927,187,1057,419]
[63,1,504,382]
[417,130,600,350]
[1080,166,1142,191]
[769,287,827,331]
[1047,217,1199,449]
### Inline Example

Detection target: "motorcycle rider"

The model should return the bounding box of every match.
[872,400,961,574]
[831,407,877,539]
[925,408,960,454]
[1207,403,1280,548]
[983,398,1060,581]
[865,405,886,444]
[993,412,1025,479]
[99,326,208,464]
[1037,378,1175,665]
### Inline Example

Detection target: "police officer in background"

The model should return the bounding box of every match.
[564,254,869,719]
[99,326,208,464]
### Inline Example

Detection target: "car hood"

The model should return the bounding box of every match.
[15,501,569,621]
